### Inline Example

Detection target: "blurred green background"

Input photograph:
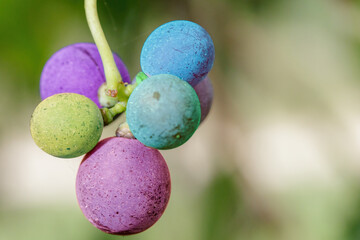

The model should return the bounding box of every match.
[3,0,360,239]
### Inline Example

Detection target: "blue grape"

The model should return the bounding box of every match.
[140,20,215,87]
[126,74,201,149]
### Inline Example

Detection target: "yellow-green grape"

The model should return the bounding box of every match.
[30,93,104,158]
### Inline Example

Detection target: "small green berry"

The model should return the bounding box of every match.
[30,93,104,158]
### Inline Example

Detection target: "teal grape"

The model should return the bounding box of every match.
[126,74,201,149]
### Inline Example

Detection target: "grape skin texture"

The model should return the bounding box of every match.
[133,75,213,123]
[30,93,104,158]
[140,20,215,86]
[40,43,131,107]
[76,137,171,235]
[194,77,213,123]
[126,74,201,150]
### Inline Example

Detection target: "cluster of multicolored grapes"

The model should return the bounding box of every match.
[30,20,214,235]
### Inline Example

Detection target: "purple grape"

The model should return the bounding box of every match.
[76,137,171,235]
[193,77,213,123]
[40,43,131,107]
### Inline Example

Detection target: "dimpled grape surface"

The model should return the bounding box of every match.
[76,137,171,235]
[40,43,131,107]
[30,93,103,158]
[140,20,215,86]
[126,74,201,149]
[193,77,213,123]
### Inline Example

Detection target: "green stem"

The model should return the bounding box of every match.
[101,101,126,125]
[85,0,122,97]
[99,83,137,125]
[135,71,149,85]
